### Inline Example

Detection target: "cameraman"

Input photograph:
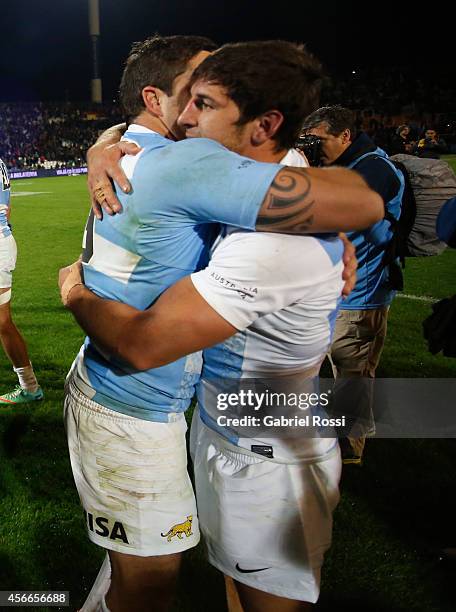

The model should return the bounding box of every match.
[414,127,448,159]
[301,105,404,464]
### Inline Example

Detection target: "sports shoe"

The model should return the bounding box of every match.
[339,437,363,465]
[0,385,44,405]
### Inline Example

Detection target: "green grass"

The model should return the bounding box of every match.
[0,177,102,610]
[1,174,456,611]
[444,155,456,168]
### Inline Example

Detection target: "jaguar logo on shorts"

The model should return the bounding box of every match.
[161,515,193,542]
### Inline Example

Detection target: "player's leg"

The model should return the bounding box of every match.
[225,575,311,612]
[106,550,181,612]
[64,374,199,612]
[0,298,42,403]
[0,238,42,404]
[79,550,181,612]
[191,409,341,612]
[225,576,244,612]
[233,580,311,612]
[0,293,30,366]
[79,554,111,612]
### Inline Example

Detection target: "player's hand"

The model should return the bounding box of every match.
[87,141,141,220]
[59,260,84,307]
[339,233,357,298]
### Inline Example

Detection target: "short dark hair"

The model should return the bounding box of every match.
[302,105,356,138]
[190,40,323,151]
[119,34,217,122]
[396,124,410,135]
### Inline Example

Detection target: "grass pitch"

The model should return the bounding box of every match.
[0,172,456,611]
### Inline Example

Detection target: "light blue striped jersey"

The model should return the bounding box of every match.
[0,159,12,238]
[71,125,282,421]
[189,148,344,461]
[192,229,344,460]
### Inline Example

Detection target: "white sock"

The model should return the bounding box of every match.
[80,554,112,612]
[95,596,111,612]
[13,363,39,392]
[101,596,111,612]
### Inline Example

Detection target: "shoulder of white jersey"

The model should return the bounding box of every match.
[119,128,171,180]
[280,148,309,168]
[122,125,170,148]
[211,229,343,288]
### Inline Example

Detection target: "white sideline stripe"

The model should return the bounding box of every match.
[11,191,51,197]
[397,293,437,304]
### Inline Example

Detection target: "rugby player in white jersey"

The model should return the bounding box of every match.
[0,158,43,405]
[60,40,382,612]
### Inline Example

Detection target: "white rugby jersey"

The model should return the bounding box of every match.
[0,159,12,238]
[192,150,344,460]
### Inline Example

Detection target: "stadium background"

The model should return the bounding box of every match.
[1,1,456,610]
[1,167,455,610]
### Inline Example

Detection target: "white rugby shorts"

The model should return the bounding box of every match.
[0,234,17,288]
[64,376,200,556]
[190,409,341,602]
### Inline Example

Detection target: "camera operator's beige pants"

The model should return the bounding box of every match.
[328,307,389,446]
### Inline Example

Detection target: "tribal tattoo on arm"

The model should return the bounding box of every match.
[256,167,315,233]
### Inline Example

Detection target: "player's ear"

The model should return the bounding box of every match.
[142,86,164,117]
[251,110,284,146]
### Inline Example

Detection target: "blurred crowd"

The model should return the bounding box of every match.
[351,115,450,159]
[322,66,456,157]
[0,102,123,170]
[1,68,455,171]
[324,67,455,115]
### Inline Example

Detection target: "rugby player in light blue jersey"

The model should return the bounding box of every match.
[0,158,43,405]
[61,38,381,612]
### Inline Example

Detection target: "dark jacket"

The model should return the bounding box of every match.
[390,134,412,155]
[414,136,447,159]
[332,132,402,204]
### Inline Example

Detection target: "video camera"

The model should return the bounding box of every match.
[295,133,323,167]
